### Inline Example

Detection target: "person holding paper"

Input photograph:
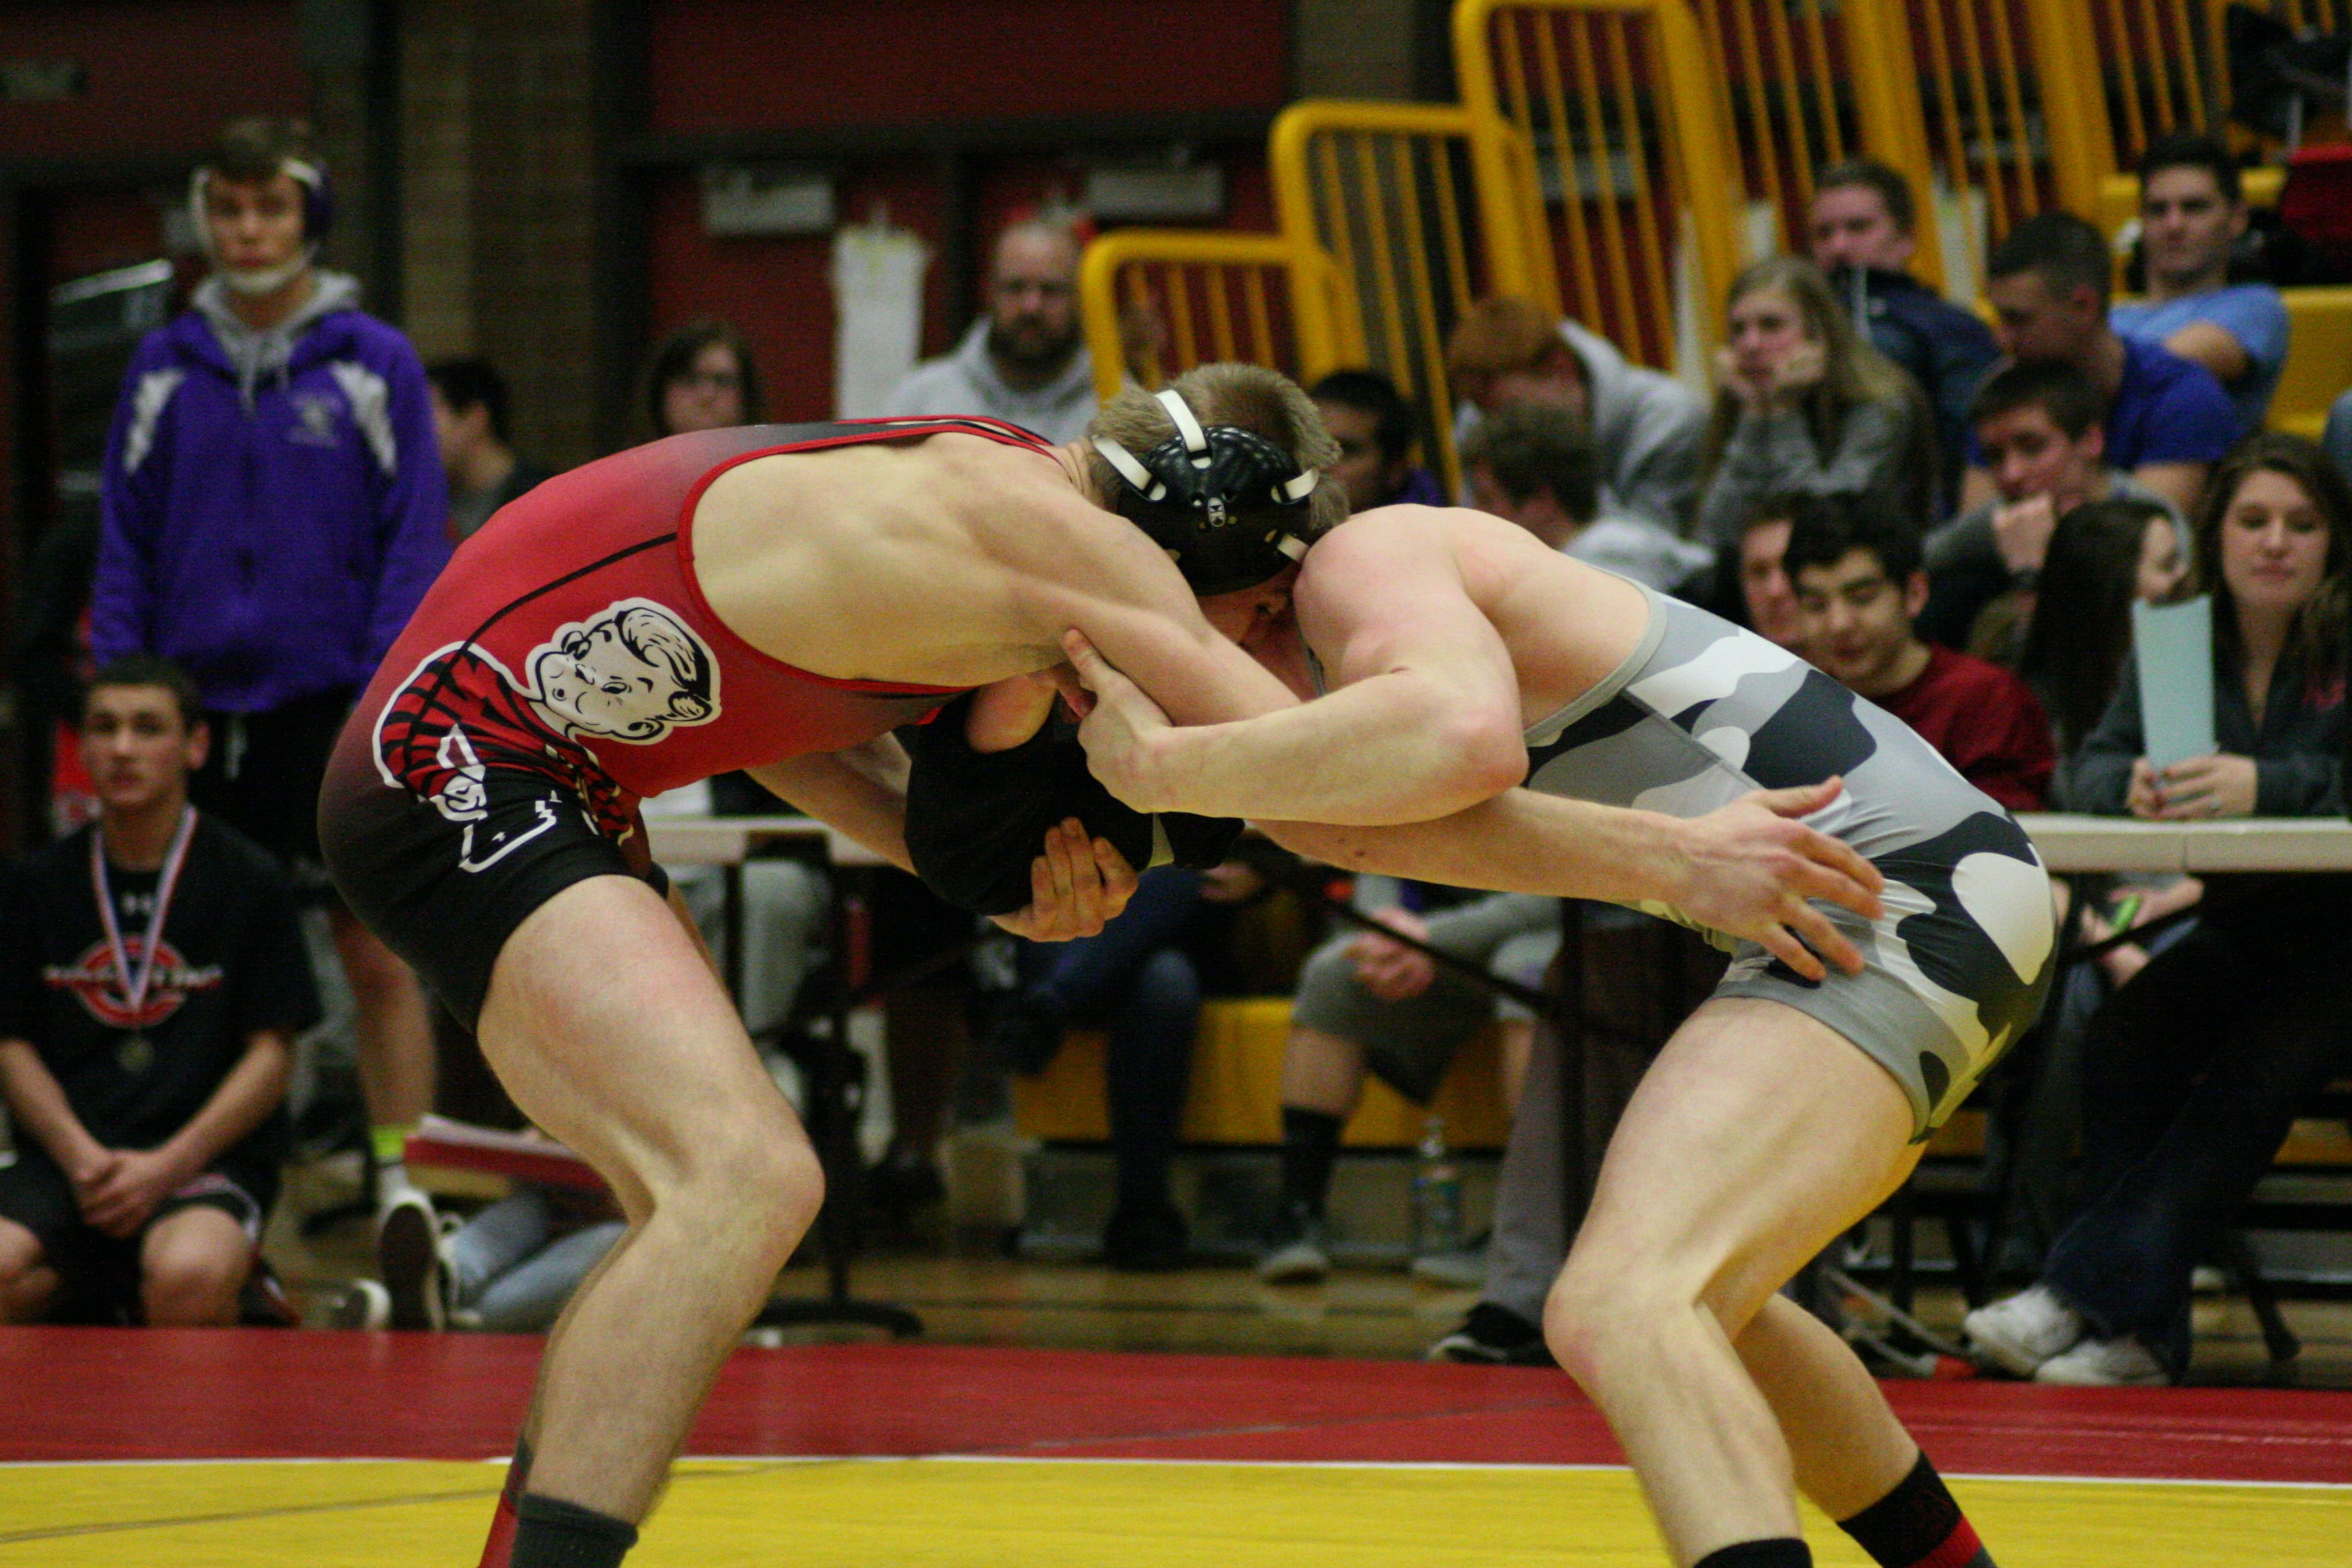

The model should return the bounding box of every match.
[1967,433,2352,1385]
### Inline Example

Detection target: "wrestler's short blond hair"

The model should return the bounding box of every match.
[1085,362,1351,539]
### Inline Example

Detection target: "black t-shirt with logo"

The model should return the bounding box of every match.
[0,815,322,1180]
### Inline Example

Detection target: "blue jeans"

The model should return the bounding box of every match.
[2042,907,2352,1375]
[445,1184,624,1333]
[1018,867,1206,1211]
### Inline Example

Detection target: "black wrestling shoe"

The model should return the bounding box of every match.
[377,1187,446,1331]
[1101,1202,1189,1272]
[1427,1303,1555,1367]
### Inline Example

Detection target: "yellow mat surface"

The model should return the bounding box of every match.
[2,1457,2346,1566]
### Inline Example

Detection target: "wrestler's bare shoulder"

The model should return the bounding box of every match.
[1294,503,1652,716]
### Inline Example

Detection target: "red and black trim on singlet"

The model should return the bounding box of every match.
[369,415,1063,840]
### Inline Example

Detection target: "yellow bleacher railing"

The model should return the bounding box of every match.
[1269,99,1543,497]
[1077,229,1353,405]
[1452,0,1743,375]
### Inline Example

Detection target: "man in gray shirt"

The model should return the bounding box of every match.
[883,217,1100,443]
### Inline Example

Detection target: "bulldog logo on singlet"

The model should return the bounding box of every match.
[373,598,720,867]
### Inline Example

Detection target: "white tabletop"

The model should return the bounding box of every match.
[2016,814,2352,875]
[642,814,889,868]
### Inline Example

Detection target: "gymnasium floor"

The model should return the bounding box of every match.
[7,1322,2351,1566]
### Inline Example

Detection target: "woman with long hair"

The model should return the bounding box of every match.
[2015,497,2188,759]
[1694,256,1936,544]
[1967,433,2352,1385]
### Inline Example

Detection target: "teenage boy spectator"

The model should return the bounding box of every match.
[1921,361,2179,648]
[428,358,554,542]
[1723,497,1811,650]
[0,658,320,1325]
[885,217,1099,443]
[2112,134,2288,434]
[1785,498,2055,810]
[1808,158,2000,508]
[1446,295,1708,534]
[1310,369,1445,510]
[1971,210,2237,520]
[1460,404,1712,589]
[89,119,447,1219]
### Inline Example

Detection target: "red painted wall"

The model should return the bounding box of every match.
[648,0,1289,132]
[0,2,305,161]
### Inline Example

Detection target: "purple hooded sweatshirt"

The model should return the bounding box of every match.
[91,271,451,714]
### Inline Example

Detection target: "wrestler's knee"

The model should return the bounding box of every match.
[1542,1245,1689,1390]
[656,1114,824,1266]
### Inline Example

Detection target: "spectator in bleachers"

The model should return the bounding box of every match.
[1446,295,1707,535]
[2017,498,2190,758]
[1255,882,1557,1286]
[1309,369,1446,510]
[1694,256,1935,547]
[1922,361,2182,648]
[2113,134,2288,435]
[884,217,1098,444]
[987,865,1259,1272]
[1973,210,2237,522]
[428,357,554,542]
[90,117,447,1226]
[1967,434,2352,1384]
[1460,404,1712,590]
[1715,496,1808,650]
[0,658,320,1325]
[637,316,763,439]
[1808,157,2000,513]
[1989,496,2197,1271]
[1785,495,2055,810]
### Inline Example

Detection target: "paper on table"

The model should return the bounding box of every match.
[2132,595,2216,769]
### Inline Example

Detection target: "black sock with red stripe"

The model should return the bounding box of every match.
[1694,1540,1811,1567]
[511,1494,638,1568]
[477,1436,534,1568]
[1837,1452,1995,1568]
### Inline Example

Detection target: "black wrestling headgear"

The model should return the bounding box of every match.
[1093,387,1320,595]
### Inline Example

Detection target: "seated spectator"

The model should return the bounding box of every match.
[1922,361,2182,649]
[884,217,1099,444]
[1967,434,2352,1384]
[1808,157,2000,512]
[1973,211,2238,520]
[1446,295,1708,534]
[1785,496,2055,810]
[2018,498,2190,760]
[2112,134,2288,434]
[0,658,320,1325]
[1988,496,2198,1270]
[1310,369,1446,509]
[428,357,555,542]
[987,866,1257,1271]
[1461,404,1712,590]
[636,316,764,440]
[1711,495,1808,650]
[1694,256,1935,546]
[1256,884,1557,1285]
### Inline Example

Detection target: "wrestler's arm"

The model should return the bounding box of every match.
[1262,783,1885,982]
[1055,510,1526,825]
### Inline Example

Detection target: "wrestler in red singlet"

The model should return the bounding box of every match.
[320,417,1054,1026]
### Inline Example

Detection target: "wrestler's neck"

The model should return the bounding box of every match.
[101,789,190,873]
[1052,442,1105,506]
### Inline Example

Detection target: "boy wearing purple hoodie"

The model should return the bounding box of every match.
[91,117,450,1248]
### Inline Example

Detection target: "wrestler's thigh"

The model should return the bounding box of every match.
[1560,996,1921,1334]
[477,873,808,1222]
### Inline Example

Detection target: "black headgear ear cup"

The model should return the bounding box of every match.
[1092,387,1320,595]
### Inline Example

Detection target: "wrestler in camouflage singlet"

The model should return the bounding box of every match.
[1522,582,2057,1137]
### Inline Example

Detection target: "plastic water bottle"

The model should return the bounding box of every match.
[1412,1114,1463,1257]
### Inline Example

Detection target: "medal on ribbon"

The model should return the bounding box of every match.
[91,807,197,1074]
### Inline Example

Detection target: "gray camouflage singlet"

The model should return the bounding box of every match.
[1522,583,2057,1136]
